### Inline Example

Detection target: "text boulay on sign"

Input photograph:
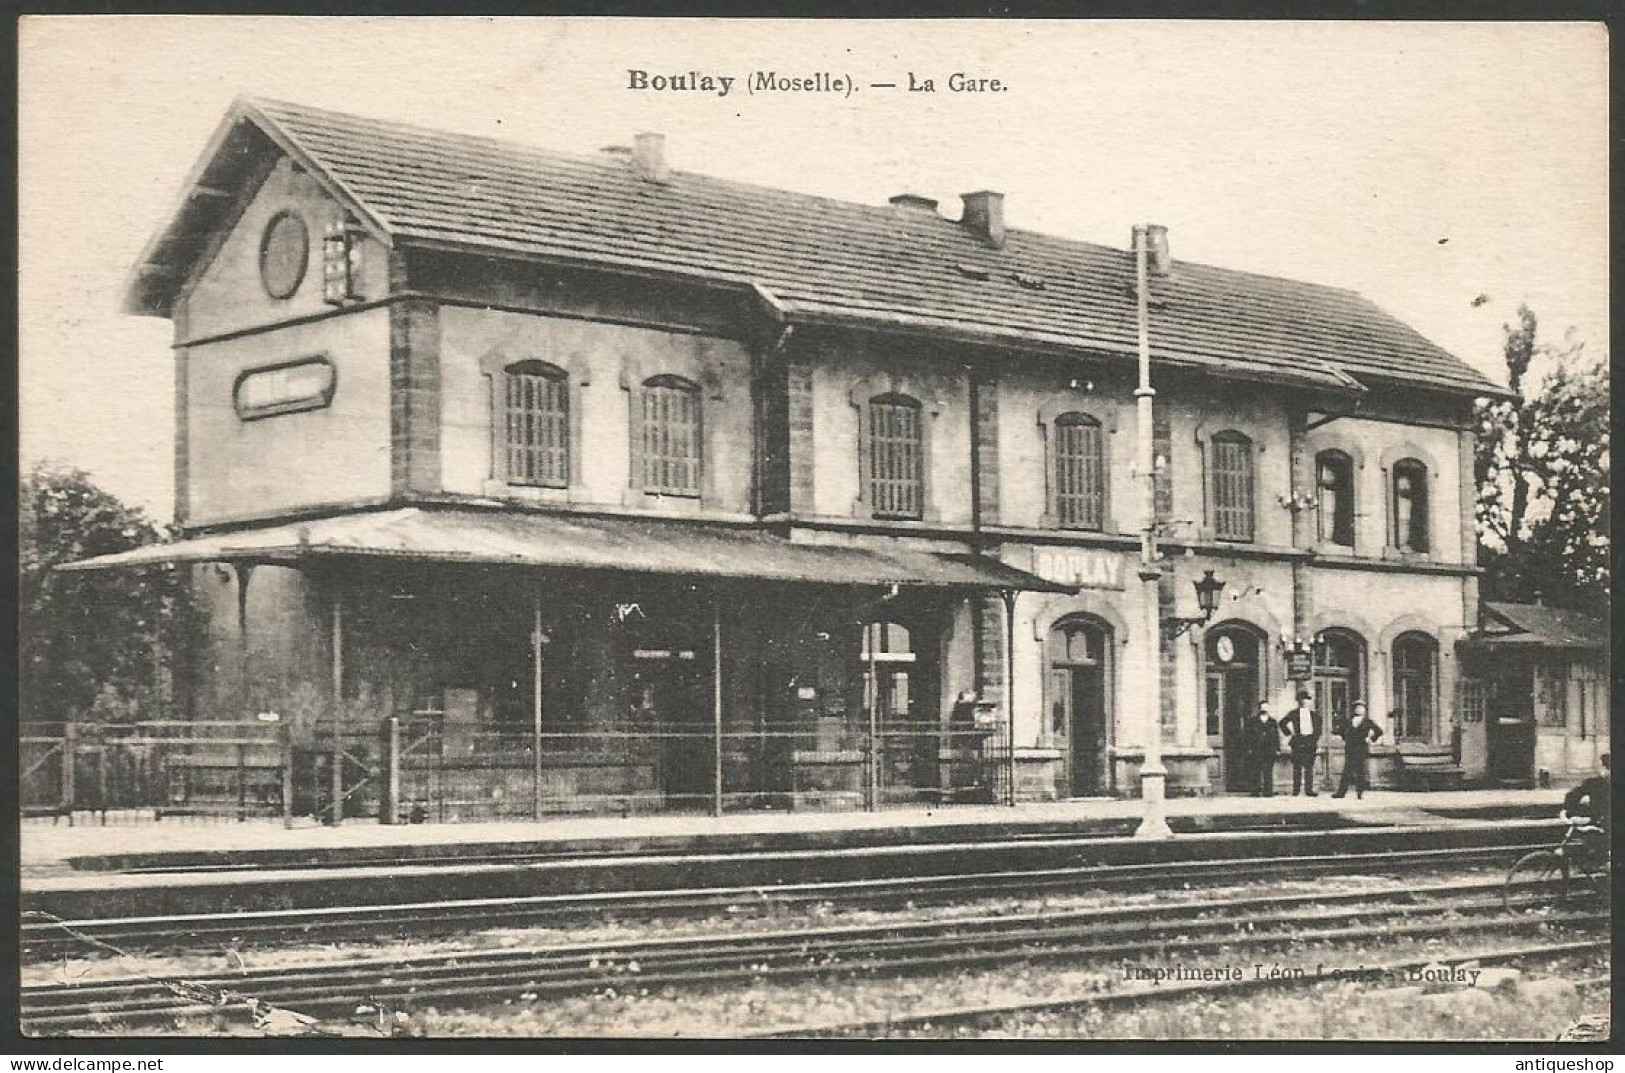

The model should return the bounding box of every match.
[1031,548,1127,590]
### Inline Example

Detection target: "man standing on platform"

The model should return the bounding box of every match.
[1250,702,1280,797]
[1278,690,1322,796]
[1332,700,1382,799]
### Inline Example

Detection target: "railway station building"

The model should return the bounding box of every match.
[73,98,1525,819]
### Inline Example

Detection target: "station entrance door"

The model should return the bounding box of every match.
[1048,616,1112,798]
[1205,624,1262,792]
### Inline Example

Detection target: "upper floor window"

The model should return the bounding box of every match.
[641,375,701,496]
[1210,431,1255,542]
[1391,632,1436,740]
[504,361,569,488]
[1054,412,1106,531]
[1316,450,1355,547]
[867,394,923,520]
[1391,459,1430,552]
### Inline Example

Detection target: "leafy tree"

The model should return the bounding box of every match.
[19,463,201,723]
[1474,307,1610,612]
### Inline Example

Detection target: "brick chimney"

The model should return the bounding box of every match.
[632,132,668,183]
[889,193,939,214]
[960,190,1006,248]
[1146,223,1172,276]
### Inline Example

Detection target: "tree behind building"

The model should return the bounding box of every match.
[1475,306,1611,613]
[19,463,201,723]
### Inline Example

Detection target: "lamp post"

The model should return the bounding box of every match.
[1132,223,1170,839]
[1132,223,1226,839]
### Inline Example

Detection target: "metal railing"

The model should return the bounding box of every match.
[21,716,1008,825]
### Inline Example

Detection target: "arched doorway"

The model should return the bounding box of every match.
[1048,615,1112,797]
[1312,628,1367,727]
[1205,623,1265,792]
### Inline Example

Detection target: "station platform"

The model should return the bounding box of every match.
[22,787,1562,876]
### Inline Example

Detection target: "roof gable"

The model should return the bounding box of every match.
[1480,601,1608,650]
[126,96,1508,401]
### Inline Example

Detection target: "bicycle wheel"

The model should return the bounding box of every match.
[1503,849,1569,914]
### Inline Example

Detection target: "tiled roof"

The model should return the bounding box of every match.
[131,97,1507,399]
[1478,601,1608,651]
[58,507,1072,592]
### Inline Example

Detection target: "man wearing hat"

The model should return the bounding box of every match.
[1332,701,1383,799]
[1277,690,1323,796]
[1249,701,1281,797]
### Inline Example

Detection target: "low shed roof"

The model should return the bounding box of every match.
[58,507,1072,593]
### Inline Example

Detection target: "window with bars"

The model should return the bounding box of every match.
[1391,459,1430,552]
[1316,450,1355,547]
[1391,632,1436,740]
[1210,432,1255,542]
[867,394,924,519]
[641,375,702,496]
[1458,676,1490,725]
[504,361,569,487]
[1054,412,1105,530]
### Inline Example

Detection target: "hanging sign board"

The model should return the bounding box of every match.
[1286,648,1314,681]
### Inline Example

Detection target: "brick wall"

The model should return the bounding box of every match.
[389,296,442,497]
[1159,571,1177,739]
[974,372,1000,524]
[787,358,816,513]
[976,595,1005,708]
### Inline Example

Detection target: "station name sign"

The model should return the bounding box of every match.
[1031,548,1127,590]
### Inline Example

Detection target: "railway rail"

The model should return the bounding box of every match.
[757,939,1611,1038]
[21,873,1607,1035]
[22,839,1550,961]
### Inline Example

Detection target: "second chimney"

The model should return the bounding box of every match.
[1146,223,1172,276]
[632,132,668,183]
[960,190,1006,248]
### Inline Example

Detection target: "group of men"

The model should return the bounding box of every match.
[1246,690,1383,798]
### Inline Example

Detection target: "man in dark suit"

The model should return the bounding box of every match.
[1562,753,1611,834]
[1277,690,1322,796]
[1332,700,1383,799]
[1249,702,1280,796]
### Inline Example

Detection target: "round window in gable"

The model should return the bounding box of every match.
[259,211,309,299]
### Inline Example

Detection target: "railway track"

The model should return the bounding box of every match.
[22,840,1546,960]
[758,938,1612,1038]
[21,874,1607,1035]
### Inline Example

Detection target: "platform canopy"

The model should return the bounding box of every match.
[59,507,1073,593]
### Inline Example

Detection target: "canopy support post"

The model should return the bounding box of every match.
[712,596,724,818]
[533,590,545,823]
[233,562,255,722]
[328,582,344,828]
[1001,587,1018,807]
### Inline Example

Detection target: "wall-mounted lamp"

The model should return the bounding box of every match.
[1163,569,1226,639]
[1276,492,1318,513]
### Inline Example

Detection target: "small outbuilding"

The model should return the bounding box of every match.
[1456,600,1609,788]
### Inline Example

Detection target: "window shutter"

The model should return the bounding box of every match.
[1055,415,1105,530]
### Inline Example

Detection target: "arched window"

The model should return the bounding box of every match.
[504,361,569,487]
[1054,413,1106,530]
[1311,628,1365,725]
[1392,632,1437,740]
[641,375,701,496]
[1391,459,1430,552]
[1316,450,1355,547]
[867,394,924,519]
[1210,431,1255,542]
